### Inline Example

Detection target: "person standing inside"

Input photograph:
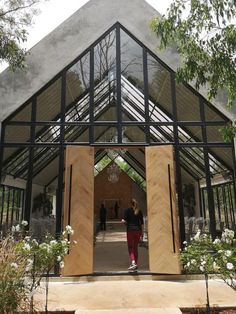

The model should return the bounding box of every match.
[122,199,144,271]
[100,203,107,231]
[114,201,119,219]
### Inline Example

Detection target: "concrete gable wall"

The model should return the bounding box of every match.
[0,0,235,122]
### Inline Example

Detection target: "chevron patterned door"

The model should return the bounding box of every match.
[145,146,181,274]
[63,146,94,275]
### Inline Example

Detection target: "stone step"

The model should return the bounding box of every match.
[75,308,182,314]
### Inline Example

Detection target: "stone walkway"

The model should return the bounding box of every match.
[35,278,236,313]
[34,222,236,313]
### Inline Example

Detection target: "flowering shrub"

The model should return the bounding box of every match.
[181,229,236,289]
[0,222,76,313]
[0,235,28,313]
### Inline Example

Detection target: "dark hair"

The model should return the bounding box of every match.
[131,198,139,215]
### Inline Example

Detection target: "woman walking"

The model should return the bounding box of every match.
[122,199,144,271]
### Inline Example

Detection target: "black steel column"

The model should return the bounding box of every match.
[89,48,94,144]
[116,25,122,143]
[0,122,5,183]
[198,180,203,217]
[56,72,66,235]
[170,71,185,245]
[143,48,150,144]
[231,144,236,225]
[24,98,36,224]
[200,97,216,238]
[216,186,222,221]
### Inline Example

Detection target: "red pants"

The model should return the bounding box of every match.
[127,230,142,263]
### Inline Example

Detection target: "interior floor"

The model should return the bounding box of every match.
[93,220,149,272]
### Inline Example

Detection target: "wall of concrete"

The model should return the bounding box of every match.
[0,0,235,126]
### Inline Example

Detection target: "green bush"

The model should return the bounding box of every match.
[0,222,75,313]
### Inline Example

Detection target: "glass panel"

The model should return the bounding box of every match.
[3,147,29,179]
[150,125,174,143]
[9,102,32,122]
[94,30,116,122]
[94,105,117,122]
[147,54,172,118]
[2,147,19,165]
[95,155,112,174]
[178,126,203,143]
[204,102,227,122]
[176,84,200,121]
[30,148,59,240]
[66,52,90,122]
[123,126,146,143]
[94,126,118,143]
[206,125,224,142]
[178,151,204,240]
[180,147,205,179]
[0,185,24,235]
[121,29,144,121]
[35,125,60,143]
[36,78,61,121]
[208,147,233,176]
[5,125,30,143]
[64,126,89,143]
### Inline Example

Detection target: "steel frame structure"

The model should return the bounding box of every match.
[0,23,235,242]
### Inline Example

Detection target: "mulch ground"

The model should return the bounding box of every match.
[181,307,236,314]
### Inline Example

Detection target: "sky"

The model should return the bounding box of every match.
[0,0,173,72]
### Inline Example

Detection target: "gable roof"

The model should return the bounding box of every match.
[0,0,235,123]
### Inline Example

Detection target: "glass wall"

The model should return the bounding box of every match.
[0,23,234,242]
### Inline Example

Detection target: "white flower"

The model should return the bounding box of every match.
[32,239,38,246]
[213,238,220,244]
[201,261,206,265]
[23,243,31,251]
[21,220,28,226]
[218,250,223,254]
[226,263,234,270]
[11,262,18,269]
[186,262,190,267]
[11,226,16,232]
[65,225,74,235]
[15,224,20,232]
[50,240,57,246]
[39,243,51,253]
[57,256,62,262]
[24,236,31,242]
[73,240,77,244]
[225,250,232,257]
[194,230,201,240]
[213,262,220,271]
[183,241,187,245]
[222,229,234,243]
[39,243,47,249]
[199,266,205,272]
[25,259,33,272]
[59,261,65,268]
[190,259,197,265]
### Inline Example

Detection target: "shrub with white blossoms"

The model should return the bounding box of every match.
[181,229,236,290]
[0,221,76,313]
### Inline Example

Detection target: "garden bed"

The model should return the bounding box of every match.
[181,307,236,314]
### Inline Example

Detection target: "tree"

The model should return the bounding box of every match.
[150,0,236,141]
[0,0,45,69]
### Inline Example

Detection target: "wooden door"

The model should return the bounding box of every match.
[63,146,94,275]
[145,146,181,274]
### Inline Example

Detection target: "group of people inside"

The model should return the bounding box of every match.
[99,198,144,271]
